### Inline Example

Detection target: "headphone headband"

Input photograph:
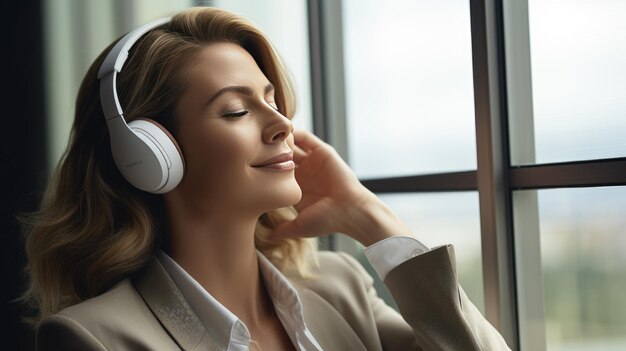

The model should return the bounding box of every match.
[98,17,171,79]
[98,17,170,119]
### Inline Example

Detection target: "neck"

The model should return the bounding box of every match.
[163,194,274,326]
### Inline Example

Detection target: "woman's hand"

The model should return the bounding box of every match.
[271,129,414,246]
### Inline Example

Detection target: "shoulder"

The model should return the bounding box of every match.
[37,313,107,351]
[37,279,176,350]
[51,279,141,320]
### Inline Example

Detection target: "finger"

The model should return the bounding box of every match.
[270,205,330,239]
[269,221,299,239]
[271,217,320,239]
[293,144,308,164]
[293,128,326,153]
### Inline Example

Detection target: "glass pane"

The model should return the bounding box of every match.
[213,0,313,131]
[352,192,484,313]
[537,187,626,350]
[528,0,626,164]
[343,0,477,178]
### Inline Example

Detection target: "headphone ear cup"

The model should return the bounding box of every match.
[128,119,184,194]
[109,118,184,194]
[133,118,185,168]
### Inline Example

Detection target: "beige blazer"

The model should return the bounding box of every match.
[36,245,511,350]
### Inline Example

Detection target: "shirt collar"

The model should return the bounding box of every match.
[157,250,322,351]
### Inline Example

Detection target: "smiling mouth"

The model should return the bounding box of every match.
[251,151,295,171]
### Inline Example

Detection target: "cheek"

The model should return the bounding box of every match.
[181,123,257,186]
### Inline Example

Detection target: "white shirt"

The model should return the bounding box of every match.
[158,236,429,351]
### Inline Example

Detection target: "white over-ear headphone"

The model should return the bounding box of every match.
[97,17,184,194]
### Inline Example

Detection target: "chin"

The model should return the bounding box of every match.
[265,180,302,211]
[279,180,302,206]
[287,183,303,205]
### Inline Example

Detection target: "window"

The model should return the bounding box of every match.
[333,0,483,313]
[515,187,626,350]
[342,0,477,178]
[312,0,626,350]
[523,0,626,165]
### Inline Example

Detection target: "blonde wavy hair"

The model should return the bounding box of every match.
[22,7,317,324]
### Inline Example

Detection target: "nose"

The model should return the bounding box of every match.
[262,108,293,144]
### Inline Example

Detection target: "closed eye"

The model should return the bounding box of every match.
[223,110,249,118]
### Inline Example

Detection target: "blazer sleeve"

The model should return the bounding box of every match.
[386,244,512,350]
[37,314,107,351]
[338,245,511,351]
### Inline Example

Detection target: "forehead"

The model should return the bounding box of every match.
[184,42,270,94]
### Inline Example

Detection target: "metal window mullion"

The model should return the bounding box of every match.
[362,170,478,193]
[502,0,546,350]
[509,158,626,189]
[319,1,348,160]
[308,0,328,142]
[470,0,519,348]
[308,0,349,156]
[308,0,349,252]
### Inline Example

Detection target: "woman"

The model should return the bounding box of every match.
[23,7,510,351]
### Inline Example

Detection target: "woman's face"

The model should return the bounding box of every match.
[172,42,301,215]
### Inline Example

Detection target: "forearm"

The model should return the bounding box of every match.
[341,189,414,246]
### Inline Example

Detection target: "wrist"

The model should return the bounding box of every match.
[342,191,414,247]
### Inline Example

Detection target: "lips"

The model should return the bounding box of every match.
[252,151,295,170]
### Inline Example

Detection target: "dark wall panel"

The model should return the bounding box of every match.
[1,1,47,349]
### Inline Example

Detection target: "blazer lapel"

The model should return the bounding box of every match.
[133,259,222,351]
[296,288,368,351]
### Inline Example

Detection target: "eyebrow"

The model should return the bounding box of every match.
[207,82,275,106]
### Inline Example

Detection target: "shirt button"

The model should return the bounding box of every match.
[411,249,423,257]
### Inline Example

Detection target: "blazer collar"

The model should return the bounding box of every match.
[133,259,222,351]
[133,258,367,351]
